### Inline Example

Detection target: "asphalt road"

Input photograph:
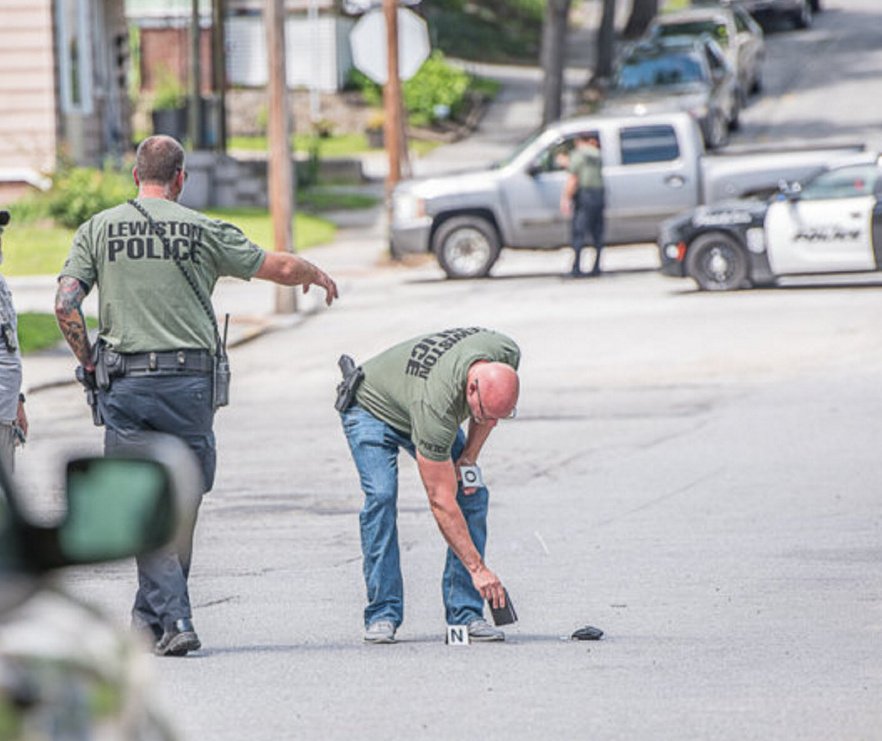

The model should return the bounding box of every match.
[16,1,882,738]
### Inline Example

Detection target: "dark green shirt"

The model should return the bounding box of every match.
[60,199,266,353]
[568,144,604,190]
[355,328,521,461]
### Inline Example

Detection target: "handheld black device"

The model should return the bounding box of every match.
[489,588,518,626]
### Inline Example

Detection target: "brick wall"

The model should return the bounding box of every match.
[140,27,214,94]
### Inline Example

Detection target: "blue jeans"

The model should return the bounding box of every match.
[341,404,489,629]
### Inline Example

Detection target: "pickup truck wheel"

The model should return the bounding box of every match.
[433,217,501,279]
[686,233,749,291]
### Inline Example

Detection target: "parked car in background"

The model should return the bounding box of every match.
[603,35,740,149]
[390,110,864,279]
[0,435,200,740]
[740,0,820,30]
[658,154,882,291]
[647,4,765,104]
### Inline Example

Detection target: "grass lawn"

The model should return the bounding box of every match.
[1,209,336,277]
[228,133,440,158]
[1,222,75,278]
[297,189,379,212]
[18,312,98,354]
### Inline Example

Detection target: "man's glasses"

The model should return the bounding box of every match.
[474,379,517,423]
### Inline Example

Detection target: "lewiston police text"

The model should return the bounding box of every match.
[107,221,204,263]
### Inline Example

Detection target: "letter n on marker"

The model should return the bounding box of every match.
[447,625,469,646]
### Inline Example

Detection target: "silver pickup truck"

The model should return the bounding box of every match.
[390,111,862,278]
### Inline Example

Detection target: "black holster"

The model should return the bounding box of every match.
[335,354,364,412]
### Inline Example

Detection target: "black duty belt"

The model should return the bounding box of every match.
[121,349,213,376]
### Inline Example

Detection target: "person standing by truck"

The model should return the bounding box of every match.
[560,133,605,278]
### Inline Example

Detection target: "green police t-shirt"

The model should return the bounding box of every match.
[568,144,604,190]
[60,198,266,353]
[354,328,521,461]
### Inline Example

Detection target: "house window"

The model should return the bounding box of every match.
[56,0,93,114]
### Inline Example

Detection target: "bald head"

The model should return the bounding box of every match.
[468,361,519,422]
[135,135,185,185]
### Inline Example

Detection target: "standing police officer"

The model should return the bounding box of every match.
[560,132,605,277]
[54,135,338,656]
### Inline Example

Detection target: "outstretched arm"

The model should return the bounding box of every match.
[254,252,339,306]
[54,276,94,371]
[416,453,506,609]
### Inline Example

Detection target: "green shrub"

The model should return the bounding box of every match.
[348,52,485,127]
[404,52,472,127]
[6,192,51,225]
[46,166,136,229]
[152,66,186,111]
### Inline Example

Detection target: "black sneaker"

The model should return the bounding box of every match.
[154,618,201,657]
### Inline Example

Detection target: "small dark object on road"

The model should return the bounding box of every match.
[571,625,604,641]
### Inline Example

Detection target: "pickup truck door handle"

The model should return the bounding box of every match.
[664,175,686,188]
[848,212,862,218]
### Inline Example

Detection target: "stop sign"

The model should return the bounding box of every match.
[350,8,431,85]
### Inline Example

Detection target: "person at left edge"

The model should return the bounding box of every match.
[0,212,27,474]
[54,135,339,657]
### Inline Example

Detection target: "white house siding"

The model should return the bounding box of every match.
[0,0,57,191]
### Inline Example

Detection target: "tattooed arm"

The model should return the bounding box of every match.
[54,276,94,371]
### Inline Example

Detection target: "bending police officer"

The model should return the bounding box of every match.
[339,327,520,643]
[54,135,338,656]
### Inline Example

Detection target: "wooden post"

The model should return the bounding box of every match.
[266,0,297,313]
[188,0,203,148]
[211,0,227,152]
[383,0,404,254]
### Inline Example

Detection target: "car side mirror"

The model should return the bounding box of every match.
[16,434,202,571]
[58,457,177,563]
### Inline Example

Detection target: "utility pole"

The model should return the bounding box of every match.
[266,0,297,313]
[382,0,403,195]
[211,0,227,152]
[188,0,203,148]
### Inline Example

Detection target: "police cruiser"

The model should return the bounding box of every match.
[658,154,882,290]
